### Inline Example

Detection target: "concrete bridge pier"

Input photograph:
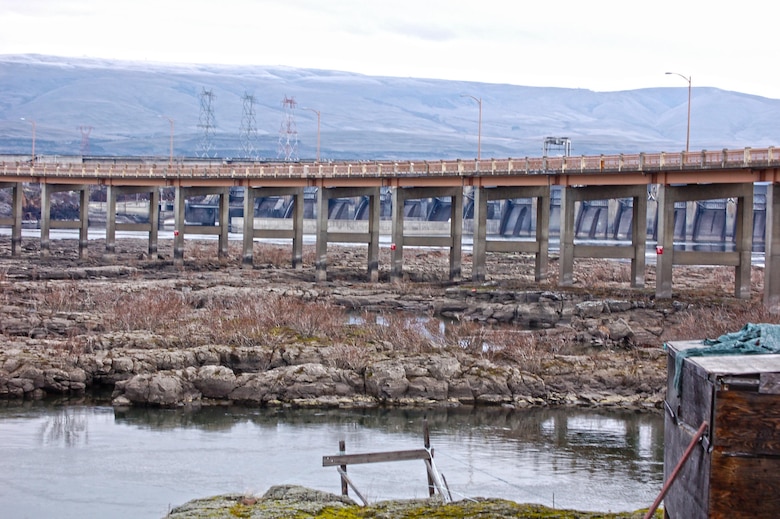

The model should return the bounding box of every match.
[559,185,647,288]
[105,186,160,258]
[40,184,90,259]
[764,184,780,311]
[656,183,753,299]
[173,186,229,266]
[241,187,304,269]
[315,186,381,282]
[0,182,23,255]
[472,185,550,282]
[391,186,463,283]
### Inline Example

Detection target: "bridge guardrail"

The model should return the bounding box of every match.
[1,146,778,180]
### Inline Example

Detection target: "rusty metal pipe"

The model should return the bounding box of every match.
[643,420,709,519]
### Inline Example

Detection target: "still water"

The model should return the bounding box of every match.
[0,402,663,519]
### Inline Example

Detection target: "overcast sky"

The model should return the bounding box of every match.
[4,0,779,99]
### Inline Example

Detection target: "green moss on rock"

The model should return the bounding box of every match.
[165,485,663,519]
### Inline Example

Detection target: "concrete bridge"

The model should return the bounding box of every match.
[2,147,780,309]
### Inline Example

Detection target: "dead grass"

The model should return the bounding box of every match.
[361,311,440,354]
[573,261,632,286]
[201,293,348,345]
[663,299,780,342]
[453,321,550,373]
[101,288,192,332]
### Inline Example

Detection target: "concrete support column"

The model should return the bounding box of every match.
[11,183,23,256]
[78,186,89,259]
[535,190,550,282]
[105,186,117,256]
[291,189,304,269]
[390,187,405,283]
[764,184,780,311]
[367,187,381,282]
[241,186,255,266]
[40,183,51,257]
[631,191,647,288]
[315,187,328,282]
[148,188,160,256]
[449,189,463,281]
[472,186,488,282]
[558,186,575,286]
[734,187,753,299]
[218,189,229,259]
[173,186,185,266]
[655,184,675,299]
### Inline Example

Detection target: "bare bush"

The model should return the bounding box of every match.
[99,288,192,332]
[454,322,548,373]
[362,311,438,354]
[664,300,780,342]
[203,293,347,344]
[326,343,372,372]
[36,282,94,313]
[574,260,631,286]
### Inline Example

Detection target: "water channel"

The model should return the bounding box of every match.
[0,400,664,518]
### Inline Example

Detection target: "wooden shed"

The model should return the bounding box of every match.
[664,340,780,518]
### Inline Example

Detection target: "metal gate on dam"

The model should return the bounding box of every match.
[210,184,764,251]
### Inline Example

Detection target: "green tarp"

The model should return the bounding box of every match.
[670,323,780,393]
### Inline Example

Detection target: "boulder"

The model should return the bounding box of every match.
[113,371,201,407]
[365,360,409,400]
[190,365,237,399]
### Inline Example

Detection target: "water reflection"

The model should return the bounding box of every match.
[0,402,663,518]
[37,407,90,447]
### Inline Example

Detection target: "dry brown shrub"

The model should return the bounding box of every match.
[664,301,780,342]
[36,282,93,313]
[203,293,347,344]
[574,260,631,286]
[362,311,438,354]
[98,288,192,332]
[453,322,548,373]
[326,343,372,372]
[253,245,296,266]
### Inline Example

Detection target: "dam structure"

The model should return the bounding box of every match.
[2,147,780,309]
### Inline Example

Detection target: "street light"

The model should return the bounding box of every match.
[460,94,482,160]
[665,72,692,153]
[302,107,321,162]
[161,116,174,167]
[20,118,36,163]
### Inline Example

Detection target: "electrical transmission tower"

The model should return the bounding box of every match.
[277,96,298,161]
[198,88,217,158]
[240,92,259,160]
[79,126,93,155]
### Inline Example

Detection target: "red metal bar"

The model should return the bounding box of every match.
[643,420,709,519]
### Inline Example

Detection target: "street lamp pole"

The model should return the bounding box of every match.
[20,118,36,163]
[460,94,482,160]
[302,107,321,162]
[665,72,691,153]
[163,116,174,167]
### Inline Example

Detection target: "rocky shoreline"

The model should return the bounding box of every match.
[0,236,759,411]
[0,239,676,410]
